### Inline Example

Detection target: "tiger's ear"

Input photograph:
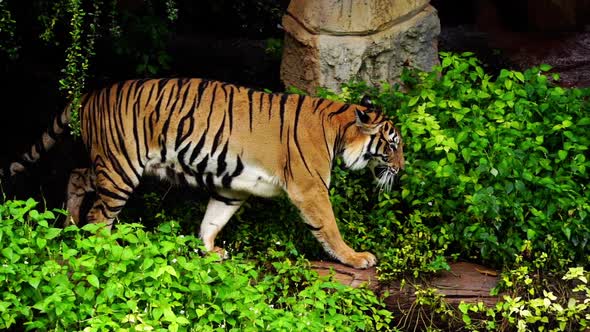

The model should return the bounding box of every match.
[360,95,373,108]
[355,109,382,135]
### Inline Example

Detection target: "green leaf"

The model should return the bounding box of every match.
[504,79,513,90]
[442,57,452,68]
[44,228,61,240]
[447,152,456,163]
[563,228,571,240]
[459,303,470,314]
[28,277,41,289]
[490,168,498,177]
[449,100,461,109]
[539,64,553,71]
[526,229,536,240]
[36,237,47,249]
[87,274,100,288]
[408,96,420,107]
[461,149,472,163]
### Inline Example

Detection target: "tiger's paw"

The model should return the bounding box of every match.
[211,246,229,260]
[343,251,377,269]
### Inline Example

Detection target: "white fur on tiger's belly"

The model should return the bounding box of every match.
[224,165,284,197]
[145,159,283,198]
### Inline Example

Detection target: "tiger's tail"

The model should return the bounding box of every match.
[0,103,73,178]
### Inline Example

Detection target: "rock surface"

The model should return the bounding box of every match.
[281,1,441,94]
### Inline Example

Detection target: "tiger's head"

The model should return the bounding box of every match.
[341,96,405,192]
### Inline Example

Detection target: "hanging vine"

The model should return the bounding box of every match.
[0,0,18,59]
[6,0,178,136]
[58,0,98,136]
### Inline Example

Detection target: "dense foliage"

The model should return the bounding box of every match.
[0,199,392,331]
[317,52,590,273]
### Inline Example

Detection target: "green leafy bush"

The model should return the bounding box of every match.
[317,52,590,273]
[0,199,392,331]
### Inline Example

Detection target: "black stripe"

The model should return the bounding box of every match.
[210,192,241,205]
[97,186,129,201]
[159,135,167,163]
[177,143,191,171]
[153,79,172,121]
[189,133,206,165]
[143,115,151,162]
[221,174,232,188]
[268,93,274,120]
[115,81,126,114]
[232,156,244,177]
[205,173,216,192]
[321,119,332,161]
[132,83,145,168]
[101,149,137,191]
[196,155,209,173]
[210,113,226,155]
[279,94,289,141]
[115,83,142,182]
[162,81,190,150]
[312,98,329,114]
[157,78,171,92]
[102,202,126,214]
[216,142,228,176]
[195,80,209,108]
[187,84,216,165]
[283,127,294,184]
[221,154,244,188]
[247,89,254,131]
[175,99,196,149]
[327,104,351,119]
[227,85,234,133]
[306,224,323,231]
[293,95,312,175]
[316,171,328,190]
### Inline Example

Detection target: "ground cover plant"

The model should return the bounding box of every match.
[1,52,589,331]
[0,199,393,331]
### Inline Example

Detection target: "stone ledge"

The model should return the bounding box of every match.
[285,0,431,35]
[311,261,502,312]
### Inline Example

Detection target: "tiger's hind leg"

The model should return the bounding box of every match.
[85,164,142,230]
[287,185,377,269]
[65,168,96,226]
[199,191,248,258]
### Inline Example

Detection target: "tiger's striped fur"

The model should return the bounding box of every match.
[3,78,404,269]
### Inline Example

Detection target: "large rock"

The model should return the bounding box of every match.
[280,0,441,94]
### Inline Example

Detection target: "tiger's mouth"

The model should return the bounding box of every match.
[372,164,400,192]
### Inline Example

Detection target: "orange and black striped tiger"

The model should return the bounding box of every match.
[2,78,404,269]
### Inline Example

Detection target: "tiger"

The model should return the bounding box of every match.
[1,78,404,269]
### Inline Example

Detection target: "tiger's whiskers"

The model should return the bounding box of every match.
[376,167,397,192]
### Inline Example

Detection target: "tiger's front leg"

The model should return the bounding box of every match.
[287,186,377,269]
